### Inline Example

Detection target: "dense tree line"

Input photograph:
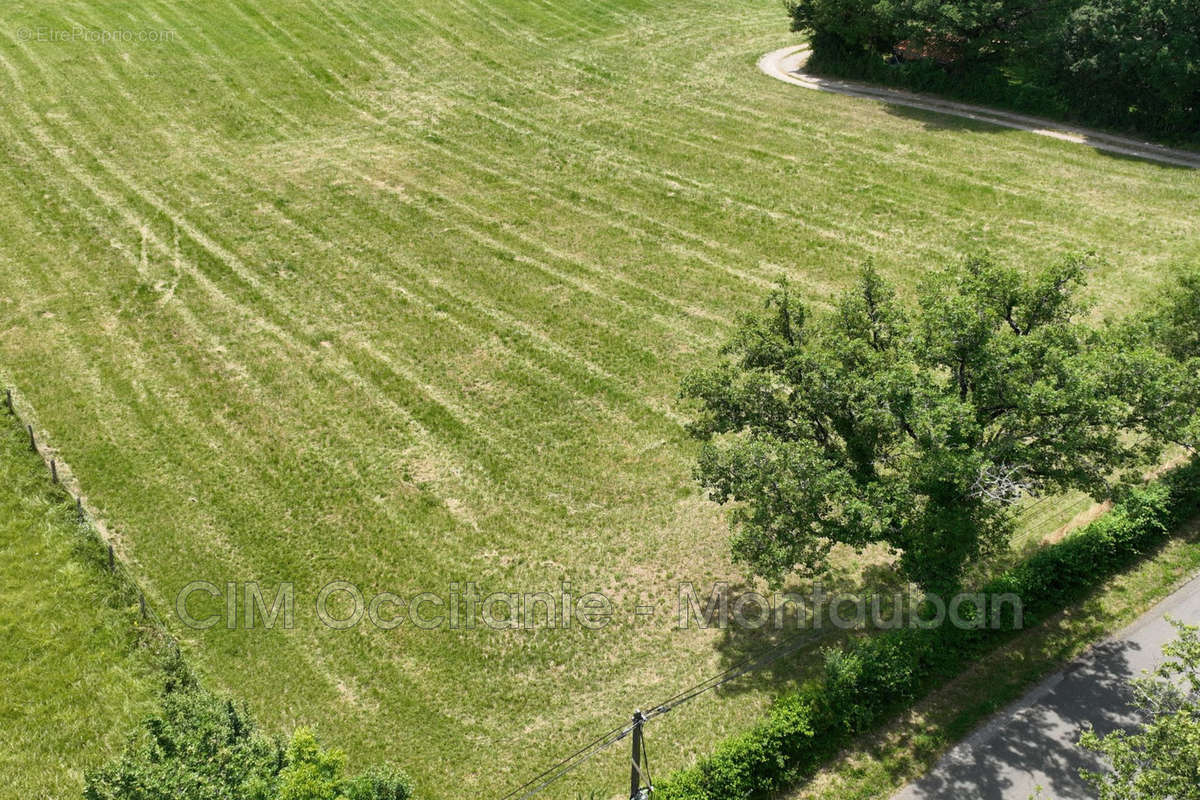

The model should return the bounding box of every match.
[786,0,1200,142]
[683,258,1199,594]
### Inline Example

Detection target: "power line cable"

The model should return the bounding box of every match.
[497,603,841,799]
[513,722,640,800]
[497,722,634,800]
[639,723,653,791]
[645,627,830,722]
[503,628,832,798]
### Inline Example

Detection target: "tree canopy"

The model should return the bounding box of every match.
[786,0,1200,142]
[1060,0,1200,136]
[85,657,415,800]
[1080,619,1200,799]
[682,257,1196,593]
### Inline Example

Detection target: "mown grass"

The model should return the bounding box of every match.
[0,0,1197,796]
[0,418,161,799]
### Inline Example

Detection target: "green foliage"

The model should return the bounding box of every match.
[1061,0,1200,139]
[1079,619,1200,799]
[785,0,900,52]
[1153,268,1200,364]
[2,0,1198,790]
[276,729,348,800]
[85,664,415,800]
[683,257,1191,593]
[84,663,282,800]
[789,0,1063,61]
[821,629,930,734]
[897,0,1055,60]
[662,695,820,799]
[343,768,417,800]
[790,0,1200,141]
[655,458,1200,800]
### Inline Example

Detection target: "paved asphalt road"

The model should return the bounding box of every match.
[890,570,1200,800]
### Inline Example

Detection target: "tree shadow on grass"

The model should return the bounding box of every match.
[706,561,909,700]
[881,102,1001,135]
[879,102,1197,170]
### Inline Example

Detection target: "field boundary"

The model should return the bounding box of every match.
[757,45,1200,170]
[2,380,178,649]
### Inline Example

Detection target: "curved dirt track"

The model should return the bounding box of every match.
[758,46,1200,170]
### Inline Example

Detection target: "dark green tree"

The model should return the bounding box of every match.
[785,0,902,53]
[682,257,1187,594]
[1151,269,1200,451]
[894,0,1054,63]
[1060,0,1200,137]
[785,0,1199,142]
[787,0,1058,62]
[1152,268,1200,363]
[1079,619,1200,799]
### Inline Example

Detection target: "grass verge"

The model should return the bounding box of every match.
[0,418,163,799]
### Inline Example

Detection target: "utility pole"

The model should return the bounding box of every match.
[629,709,646,799]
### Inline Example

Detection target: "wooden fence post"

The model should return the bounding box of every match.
[108,544,115,572]
[3,389,11,415]
[27,424,35,452]
[50,459,58,483]
[76,497,84,522]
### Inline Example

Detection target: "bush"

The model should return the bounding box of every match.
[655,458,1200,800]
[344,768,417,800]
[659,696,820,800]
[84,664,281,800]
[821,628,930,734]
[85,660,415,800]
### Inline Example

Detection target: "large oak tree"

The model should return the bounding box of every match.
[682,257,1194,594]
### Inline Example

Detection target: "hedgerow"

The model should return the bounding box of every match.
[655,458,1200,800]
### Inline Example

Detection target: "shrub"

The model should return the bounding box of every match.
[84,664,282,800]
[821,628,930,734]
[343,767,417,800]
[657,696,819,800]
[85,660,415,800]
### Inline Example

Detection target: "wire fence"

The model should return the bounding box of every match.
[3,383,180,656]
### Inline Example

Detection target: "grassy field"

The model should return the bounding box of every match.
[0,0,1198,796]
[0,418,162,799]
